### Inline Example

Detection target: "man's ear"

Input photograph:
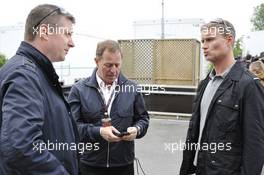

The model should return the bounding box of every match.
[226,35,234,47]
[95,57,99,67]
[38,24,49,40]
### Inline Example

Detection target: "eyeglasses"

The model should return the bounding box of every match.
[209,18,235,38]
[210,18,228,30]
[34,7,66,28]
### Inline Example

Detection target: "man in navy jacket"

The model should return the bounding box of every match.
[0,4,79,175]
[68,40,149,175]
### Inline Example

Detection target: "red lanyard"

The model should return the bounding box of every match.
[97,87,116,116]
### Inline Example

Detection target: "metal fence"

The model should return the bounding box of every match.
[119,39,201,86]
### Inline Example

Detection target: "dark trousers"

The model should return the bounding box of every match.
[80,162,134,175]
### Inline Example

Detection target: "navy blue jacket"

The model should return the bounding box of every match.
[68,69,149,167]
[0,42,79,175]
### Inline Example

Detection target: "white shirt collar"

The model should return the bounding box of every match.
[96,72,118,89]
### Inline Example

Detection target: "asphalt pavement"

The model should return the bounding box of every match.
[135,117,189,175]
[135,117,264,175]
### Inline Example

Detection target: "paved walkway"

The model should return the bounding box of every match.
[135,118,189,175]
[135,118,264,175]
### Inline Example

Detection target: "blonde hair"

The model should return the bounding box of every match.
[249,60,264,86]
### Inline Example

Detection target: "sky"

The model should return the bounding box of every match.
[1,0,263,84]
[0,0,263,39]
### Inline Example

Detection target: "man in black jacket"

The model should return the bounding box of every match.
[0,4,79,175]
[68,40,149,175]
[180,18,264,175]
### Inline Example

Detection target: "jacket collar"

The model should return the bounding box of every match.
[224,60,245,82]
[96,72,118,89]
[204,60,245,84]
[16,41,59,86]
[209,62,234,80]
[197,60,246,114]
[84,68,128,88]
[16,41,80,144]
[202,60,245,102]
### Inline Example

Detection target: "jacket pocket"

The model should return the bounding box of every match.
[117,111,133,118]
[208,152,241,174]
[117,103,134,118]
[215,99,239,133]
[82,111,101,124]
[112,110,134,131]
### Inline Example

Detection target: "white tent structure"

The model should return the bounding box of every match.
[242,30,264,57]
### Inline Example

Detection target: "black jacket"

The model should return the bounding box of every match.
[0,42,79,175]
[180,61,264,175]
[68,69,149,167]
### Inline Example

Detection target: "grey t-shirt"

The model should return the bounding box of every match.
[194,63,234,165]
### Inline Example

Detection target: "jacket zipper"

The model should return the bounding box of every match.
[107,142,110,167]
[96,87,120,168]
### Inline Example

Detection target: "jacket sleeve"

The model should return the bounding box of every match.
[133,91,149,138]
[241,80,264,175]
[68,84,102,142]
[0,67,69,175]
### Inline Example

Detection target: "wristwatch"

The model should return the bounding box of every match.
[135,125,141,136]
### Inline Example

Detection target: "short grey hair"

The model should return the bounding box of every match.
[95,40,122,59]
[24,4,75,41]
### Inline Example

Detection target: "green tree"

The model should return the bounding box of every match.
[251,3,264,31]
[233,38,243,58]
[0,53,7,67]
[206,63,214,74]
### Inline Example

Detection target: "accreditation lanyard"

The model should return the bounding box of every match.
[97,86,116,117]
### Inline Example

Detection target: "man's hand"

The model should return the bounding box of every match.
[100,126,121,142]
[121,127,137,141]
